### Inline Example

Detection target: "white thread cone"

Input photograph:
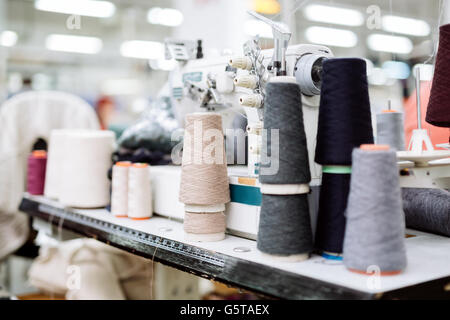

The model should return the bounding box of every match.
[111,162,131,217]
[128,163,152,220]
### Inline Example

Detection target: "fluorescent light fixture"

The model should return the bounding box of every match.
[244,19,273,38]
[367,34,413,54]
[304,4,364,27]
[382,61,411,79]
[147,7,183,27]
[413,64,434,81]
[45,34,102,54]
[120,40,165,60]
[149,59,178,71]
[305,26,357,48]
[382,15,430,37]
[35,0,116,18]
[0,30,18,47]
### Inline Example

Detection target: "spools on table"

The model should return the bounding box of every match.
[376,110,405,151]
[111,161,131,218]
[27,150,47,195]
[59,130,115,208]
[257,76,313,261]
[179,113,230,242]
[314,58,374,258]
[128,163,152,220]
[343,144,407,275]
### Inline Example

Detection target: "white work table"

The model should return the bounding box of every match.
[20,193,450,299]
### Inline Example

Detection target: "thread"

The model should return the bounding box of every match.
[128,163,152,220]
[314,58,374,256]
[229,56,252,70]
[59,130,115,208]
[179,113,230,241]
[234,75,258,89]
[184,212,226,234]
[27,150,47,195]
[257,194,313,257]
[239,94,263,108]
[259,78,311,184]
[111,161,131,218]
[44,130,70,199]
[343,145,407,275]
[376,110,405,150]
[315,58,374,165]
[402,188,450,237]
[426,23,450,128]
[257,76,313,260]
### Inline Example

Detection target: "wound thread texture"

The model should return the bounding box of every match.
[376,111,405,151]
[402,188,450,237]
[184,212,226,234]
[426,24,450,128]
[179,113,230,205]
[343,147,407,273]
[259,81,311,184]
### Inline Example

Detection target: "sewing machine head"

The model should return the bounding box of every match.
[168,12,333,180]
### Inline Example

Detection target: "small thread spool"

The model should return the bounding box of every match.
[128,163,152,220]
[27,150,47,195]
[44,130,69,199]
[234,75,258,89]
[111,161,131,218]
[239,94,263,108]
[343,144,407,276]
[246,123,262,135]
[257,76,313,261]
[376,110,405,151]
[229,56,252,70]
[314,58,374,258]
[179,113,230,242]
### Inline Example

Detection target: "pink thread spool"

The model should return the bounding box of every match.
[27,150,47,195]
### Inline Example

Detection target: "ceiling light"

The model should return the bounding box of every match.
[367,34,413,54]
[382,15,430,37]
[382,61,411,79]
[304,4,364,27]
[305,26,358,48]
[120,40,165,60]
[0,30,18,47]
[35,0,116,18]
[147,7,183,27]
[253,0,281,15]
[45,34,102,54]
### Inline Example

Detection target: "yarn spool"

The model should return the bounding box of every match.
[44,130,70,199]
[111,161,131,218]
[257,76,313,261]
[402,188,450,237]
[27,150,47,195]
[59,130,115,208]
[179,113,230,242]
[314,58,374,258]
[343,144,407,275]
[426,24,450,128]
[376,110,405,151]
[128,163,152,220]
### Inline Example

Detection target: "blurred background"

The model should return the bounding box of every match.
[0,0,445,133]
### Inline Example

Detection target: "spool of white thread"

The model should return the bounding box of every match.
[234,75,258,89]
[59,130,115,208]
[128,163,153,220]
[239,94,263,108]
[111,161,131,218]
[229,56,252,70]
[45,130,68,199]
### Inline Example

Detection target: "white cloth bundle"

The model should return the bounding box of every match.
[0,91,99,260]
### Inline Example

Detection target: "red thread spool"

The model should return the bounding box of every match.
[27,150,47,195]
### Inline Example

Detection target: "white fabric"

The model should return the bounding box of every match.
[28,239,153,300]
[0,91,100,260]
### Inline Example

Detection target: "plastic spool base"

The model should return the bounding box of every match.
[348,268,402,276]
[185,232,225,242]
[259,251,309,262]
[260,183,310,195]
[322,251,343,261]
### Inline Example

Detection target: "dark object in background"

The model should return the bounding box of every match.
[426,24,450,128]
